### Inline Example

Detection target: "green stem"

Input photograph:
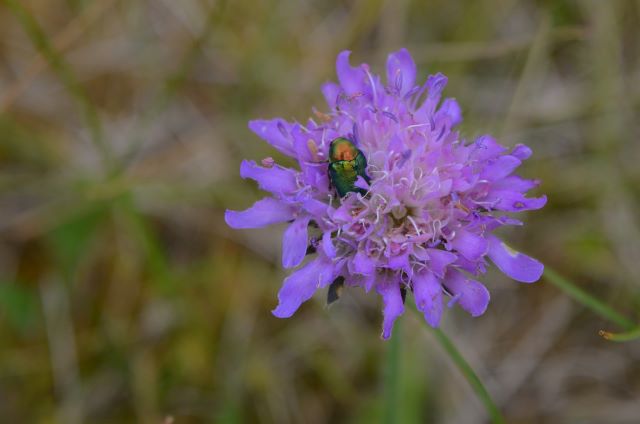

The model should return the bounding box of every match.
[599,327,640,342]
[543,267,635,330]
[409,305,504,423]
[429,326,505,424]
[384,318,401,424]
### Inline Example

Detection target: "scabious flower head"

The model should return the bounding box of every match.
[226,49,546,339]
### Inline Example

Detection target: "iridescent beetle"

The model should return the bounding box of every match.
[328,137,371,197]
[326,137,371,306]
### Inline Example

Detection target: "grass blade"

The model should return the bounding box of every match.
[543,267,635,330]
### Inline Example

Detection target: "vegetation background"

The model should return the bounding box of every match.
[0,0,639,422]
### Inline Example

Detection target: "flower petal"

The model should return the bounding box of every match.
[417,73,448,115]
[484,191,547,212]
[387,252,410,271]
[282,217,311,268]
[471,135,507,161]
[272,257,334,318]
[450,229,488,261]
[301,198,330,217]
[487,236,543,283]
[426,249,457,277]
[354,175,370,190]
[511,144,532,160]
[248,119,296,157]
[436,98,462,126]
[386,48,416,95]
[225,198,294,229]
[346,273,376,292]
[240,160,298,194]
[413,270,443,327]
[443,270,490,317]
[322,231,336,258]
[336,51,365,95]
[349,250,377,276]
[321,82,342,109]
[491,176,539,193]
[481,155,522,181]
[376,276,405,339]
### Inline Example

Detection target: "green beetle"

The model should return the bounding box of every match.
[328,137,371,197]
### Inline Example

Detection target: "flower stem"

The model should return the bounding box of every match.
[428,326,505,424]
[409,304,504,423]
[384,317,401,424]
[543,267,635,330]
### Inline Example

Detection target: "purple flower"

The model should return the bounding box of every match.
[226,49,546,339]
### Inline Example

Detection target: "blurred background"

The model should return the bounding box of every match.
[1,0,639,423]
